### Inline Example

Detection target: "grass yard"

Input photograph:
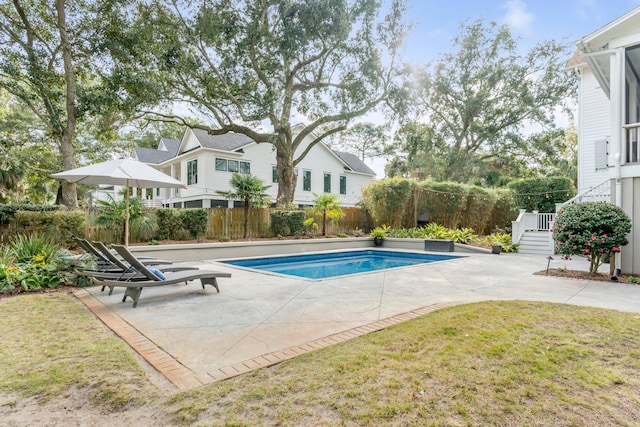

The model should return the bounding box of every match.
[2,293,640,426]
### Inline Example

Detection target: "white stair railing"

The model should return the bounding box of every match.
[556,179,612,211]
[512,210,555,244]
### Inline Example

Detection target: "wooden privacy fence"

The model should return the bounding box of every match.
[82,206,371,245]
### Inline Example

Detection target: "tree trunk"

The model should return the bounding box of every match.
[243,201,250,239]
[59,133,77,207]
[275,147,297,207]
[56,0,78,208]
[322,209,326,236]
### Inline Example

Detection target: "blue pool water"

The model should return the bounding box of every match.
[221,250,461,279]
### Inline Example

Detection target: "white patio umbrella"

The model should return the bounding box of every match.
[51,158,187,246]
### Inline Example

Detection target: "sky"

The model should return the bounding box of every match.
[366,0,640,176]
[400,0,640,64]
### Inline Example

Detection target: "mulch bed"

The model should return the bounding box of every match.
[535,268,639,284]
[0,284,78,300]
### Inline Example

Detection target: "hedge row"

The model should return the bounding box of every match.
[361,177,571,235]
[270,210,306,236]
[156,208,208,240]
[12,210,85,248]
[0,204,58,225]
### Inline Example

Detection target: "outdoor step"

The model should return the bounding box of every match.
[518,231,553,255]
[519,239,550,247]
[518,247,553,255]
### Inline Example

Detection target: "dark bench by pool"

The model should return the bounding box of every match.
[424,239,454,252]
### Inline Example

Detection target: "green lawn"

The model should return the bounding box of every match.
[2,293,640,426]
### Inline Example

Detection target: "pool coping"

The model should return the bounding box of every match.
[74,287,465,390]
[219,249,465,281]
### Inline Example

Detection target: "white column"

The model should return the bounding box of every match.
[610,48,624,272]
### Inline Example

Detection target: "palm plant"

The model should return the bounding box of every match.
[94,192,151,244]
[217,174,271,238]
[308,193,345,236]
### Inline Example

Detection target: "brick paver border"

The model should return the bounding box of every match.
[74,289,464,390]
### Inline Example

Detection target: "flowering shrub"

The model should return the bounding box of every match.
[552,202,631,274]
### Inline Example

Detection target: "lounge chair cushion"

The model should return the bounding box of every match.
[148,267,166,280]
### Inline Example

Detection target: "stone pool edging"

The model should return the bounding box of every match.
[128,237,489,262]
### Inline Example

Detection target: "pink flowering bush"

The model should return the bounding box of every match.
[552,202,631,274]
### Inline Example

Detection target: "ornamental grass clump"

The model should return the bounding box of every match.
[0,234,70,291]
[552,202,631,274]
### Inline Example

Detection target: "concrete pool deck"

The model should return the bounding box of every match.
[75,250,640,390]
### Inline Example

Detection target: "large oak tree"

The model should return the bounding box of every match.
[0,0,128,206]
[120,0,407,206]
[394,20,576,183]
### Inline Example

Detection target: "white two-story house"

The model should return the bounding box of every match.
[569,6,640,273]
[134,124,375,208]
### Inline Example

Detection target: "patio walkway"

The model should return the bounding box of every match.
[75,251,640,390]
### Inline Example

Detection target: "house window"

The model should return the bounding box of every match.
[240,161,250,174]
[340,176,347,194]
[228,160,239,173]
[215,158,227,171]
[303,170,311,191]
[272,166,278,183]
[156,188,160,196]
[187,159,198,185]
[324,173,331,193]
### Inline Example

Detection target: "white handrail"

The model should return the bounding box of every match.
[511,209,526,244]
[512,210,555,244]
[557,178,612,211]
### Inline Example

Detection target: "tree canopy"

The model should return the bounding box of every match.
[387,20,576,184]
[0,0,131,206]
[114,0,407,206]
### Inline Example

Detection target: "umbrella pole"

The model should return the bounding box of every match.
[124,182,130,246]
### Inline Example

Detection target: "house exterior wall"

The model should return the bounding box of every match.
[619,177,640,273]
[151,128,374,208]
[578,66,612,193]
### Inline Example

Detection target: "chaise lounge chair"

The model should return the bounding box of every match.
[72,237,169,271]
[86,241,199,294]
[91,244,231,308]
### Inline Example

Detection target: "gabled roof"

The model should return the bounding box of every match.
[191,128,254,152]
[134,137,181,164]
[160,137,180,155]
[332,150,376,176]
[577,6,640,52]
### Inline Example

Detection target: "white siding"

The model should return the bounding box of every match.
[578,67,611,193]
[153,129,373,207]
[181,130,201,152]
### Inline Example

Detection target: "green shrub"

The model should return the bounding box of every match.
[0,234,70,291]
[361,178,515,232]
[0,204,58,225]
[181,209,208,240]
[13,210,84,248]
[361,178,416,227]
[552,202,631,274]
[156,209,183,240]
[508,176,575,212]
[483,232,518,253]
[420,181,469,229]
[387,225,477,244]
[9,234,61,264]
[270,210,305,236]
[486,189,517,235]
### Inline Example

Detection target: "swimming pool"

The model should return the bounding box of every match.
[221,250,462,279]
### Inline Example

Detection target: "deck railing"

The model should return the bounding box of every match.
[511,210,555,244]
